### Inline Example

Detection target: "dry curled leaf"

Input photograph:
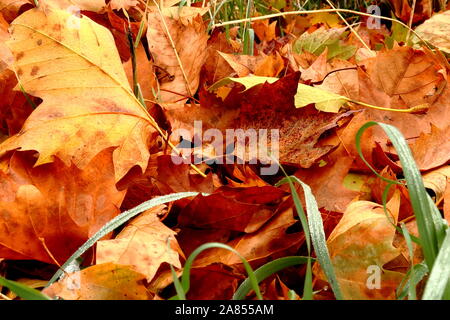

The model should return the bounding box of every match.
[147,10,207,106]
[96,205,183,281]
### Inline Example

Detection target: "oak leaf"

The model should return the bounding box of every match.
[0,8,159,182]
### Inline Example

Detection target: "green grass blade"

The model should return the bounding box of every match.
[293,176,344,300]
[356,121,440,268]
[396,262,428,300]
[171,242,262,300]
[400,222,417,300]
[423,228,450,300]
[0,277,51,300]
[233,256,310,300]
[275,177,311,252]
[303,257,313,300]
[275,175,313,299]
[170,265,186,300]
[47,192,200,287]
[276,175,343,300]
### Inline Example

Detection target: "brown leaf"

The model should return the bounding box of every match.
[0,149,125,264]
[294,145,360,212]
[147,11,207,106]
[410,124,450,171]
[315,193,404,299]
[43,263,151,300]
[201,30,239,85]
[178,186,287,233]
[0,69,34,135]
[167,73,354,169]
[96,206,183,281]
[0,8,159,182]
[0,0,33,22]
[362,47,447,109]
[186,264,244,300]
[192,204,304,268]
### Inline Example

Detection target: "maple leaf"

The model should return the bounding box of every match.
[96,205,183,281]
[0,8,159,182]
[43,263,151,300]
[314,193,405,299]
[147,9,208,106]
[0,149,125,264]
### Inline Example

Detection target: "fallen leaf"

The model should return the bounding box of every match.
[192,204,304,267]
[109,0,138,11]
[43,263,151,300]
[96,205,183,281]
[0,8,159,182]
[422,165,450,203]
[186,264,244,300]
[178,186,287,233]
[409,124,450,171]
[415,10,450,54]
[315,193,405,299]
[147,10,207,106]
[0,0,33,22]
[363,46,447,109]
[0,149,125,264]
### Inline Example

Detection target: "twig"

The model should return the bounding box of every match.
[406,0,417,43]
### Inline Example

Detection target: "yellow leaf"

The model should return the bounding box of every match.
[40,0,106,12]
[0,8,158,182]
[295,83,349,112]
[208,75,277,92]
[209,75,349,112]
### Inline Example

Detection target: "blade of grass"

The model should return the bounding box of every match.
[275,171,313,299]
[233,256,310,300]
[422,228,450,300]
[0,277,51,300]
[170,264,186,300]
[276,175,343,300]
[400,222,417,300]
[170,242,262,300]
[47,191,200,287]
[356,121,441,269]
[396,262,428,300]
